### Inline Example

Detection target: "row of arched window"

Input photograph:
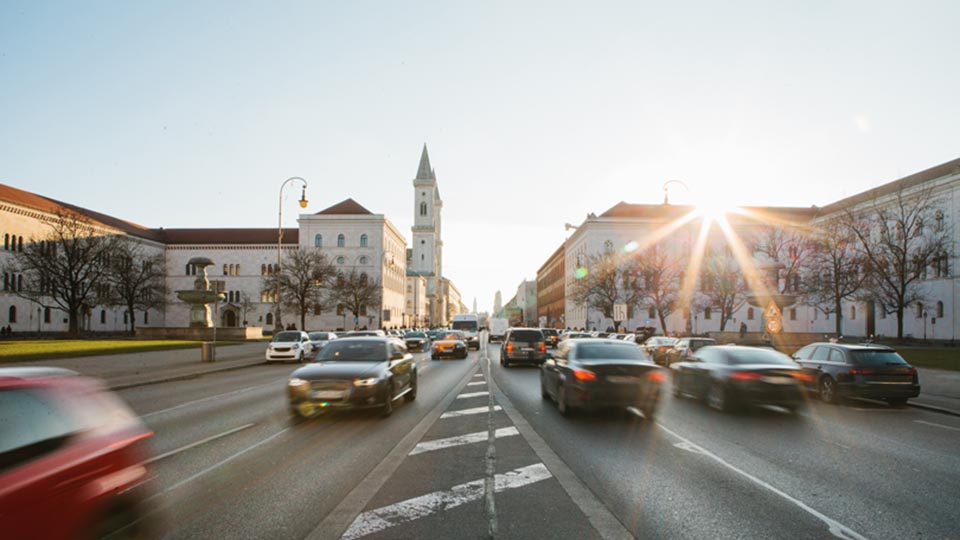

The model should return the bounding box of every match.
[261,264,280,276]
[3,234,24,252]
[223,264,240,276]
[314,234,368,248]
[3,273,23,292]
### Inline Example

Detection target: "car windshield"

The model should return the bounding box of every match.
[690,340,716,350]
[437,332,463,341]
[451,321,478,331]
[723,348,796,366]
[577,343,648,361]
[406,332,426,338]
[509,330,543,342]
[542,329,558,336]
[272,332,302,342]
[308,332,331,340]
[852,350,909,366]
[315,340,387,362]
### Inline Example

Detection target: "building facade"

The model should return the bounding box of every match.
[536,243,565,328]
[405,274,428,328]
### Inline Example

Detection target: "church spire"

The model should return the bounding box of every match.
[416,143,435,181]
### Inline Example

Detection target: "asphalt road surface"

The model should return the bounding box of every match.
[116,338,960,539]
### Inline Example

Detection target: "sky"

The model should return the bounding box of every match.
[2,1,958,313]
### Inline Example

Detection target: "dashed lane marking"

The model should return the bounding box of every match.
[409,427,519,456]
[440,405,502,418]
[466,381,486,386]
[340,463,552,540]
[141,381,278,418]
[146,423,255,464]
[456,391,489,399]
[914,420,960,432]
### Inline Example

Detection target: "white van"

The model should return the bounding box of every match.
[451,314,481,350]
[488,318,509,343]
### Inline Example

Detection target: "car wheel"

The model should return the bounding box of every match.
[557,382,572,416]
[381,382,395,417]
[885,397,908,407]
[407,374,418,402]
[819,376,838,404]
[707,382,733,412]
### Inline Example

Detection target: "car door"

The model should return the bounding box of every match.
[544,343,569,395]
[686,348,717,398]
[791,345,821,389]
[387,342,410,394]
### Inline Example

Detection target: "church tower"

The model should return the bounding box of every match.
[411,144,444,324]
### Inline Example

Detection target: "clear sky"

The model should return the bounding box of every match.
[2,1,958,313]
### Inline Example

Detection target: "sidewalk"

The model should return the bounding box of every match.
[16,342,268,390]
[912,367,960,416]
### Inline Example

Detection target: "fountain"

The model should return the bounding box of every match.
[176,257,225,328]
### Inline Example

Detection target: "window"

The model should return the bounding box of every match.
[144,311,149,324]
[850,305,856,320]
[43,307,50,323]
[648,306,655,318]
[336,256,345,264]
[810,347,830,361]
[704,307,712,320]
[420,202,427,216]
[265,313,273,326]
[407,285,412,293]
[186,264,191,275]
[789,308,796,321]
[936,301,943,318]
[100,310,106,324]
[828,349,845,363]
[337,234,345,247]
[917,303,924,318]
[407,300,412,308]
[879,304,886,319]
[235,264,240,276]
[747,307,754,320]
[935,210,945,232]
[314,234,322,247]
[360,234,368,247]
[8,305,15,323]
[223,264,228,276]
[3,234,7,250]
[359,256,368,265]
[123,312,129,324]
[314,305,322,315]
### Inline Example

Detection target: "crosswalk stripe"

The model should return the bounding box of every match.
[456,391,489,399]
[440,405,501,419]
[341,463,551,540]
[409,427,518,456]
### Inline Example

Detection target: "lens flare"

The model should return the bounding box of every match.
[622,241,639,253]
[574,267,589,279]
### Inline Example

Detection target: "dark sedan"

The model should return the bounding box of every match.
[287,338,416,421]
[541,328,560,348]
[540,339,666,419]
[671,345,807,413]
[500,328,547,367]
[404,331,431,352]
[431,331,468,359]
[791,343,920,406]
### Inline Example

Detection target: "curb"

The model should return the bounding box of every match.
[908,401,960,418]
[109,359,268,390]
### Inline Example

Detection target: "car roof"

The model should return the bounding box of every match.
[336,337,391,342]
[804,342,895,351]
[0,367,80,382]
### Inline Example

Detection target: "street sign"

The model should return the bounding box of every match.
[613,304,628,322]
[353,316,359,323]
[765,302,782,320]
[766,318,782,334]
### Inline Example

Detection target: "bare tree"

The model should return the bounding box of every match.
[568,251,643,332]
[104,238,166,335]
[263,249,337,331]
[752,226,811,294]
[845,185,952,338]
[629,245,681,334]
[239,292,255,326]
[332,269,382,329]
[801,221,866,335]
[699,254,748,332]
[5,210,117,336]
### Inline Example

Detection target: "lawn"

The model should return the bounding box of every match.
[0,340,241,363]
[896,348,960,371]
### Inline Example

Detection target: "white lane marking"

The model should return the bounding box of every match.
[146,423,255,464]
[456,391,489,399]
[658,423,868,540]
[849,407,911,412]
[409,427,519,456]
[473,373,484,378]
[341,463,551,540]
[441,405,502,418]
[161,427,290,495]
[467,381,486,386]
[142,381,278,418]
[914,420,960,432]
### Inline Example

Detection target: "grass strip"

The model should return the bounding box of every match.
[0,340,243,363]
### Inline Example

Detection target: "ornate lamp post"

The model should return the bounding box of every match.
[276,177,308,332]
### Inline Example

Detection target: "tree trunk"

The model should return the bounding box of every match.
[300,310,306,333]
[896,306,904,339]
[658,312,668,335]
[68,307,81,337]
[128,301,137,336]
[834,299,842,335]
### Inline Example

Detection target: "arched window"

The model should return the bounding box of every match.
[704,307,712,320]
[937,301,944,318]
[314,234,322,247]
[337,234,345,247]
[359,256,368,265]
[265,312,274,326]
[360,234,368,247]
[144,311,149,324]
[648,307,655,318]
[17,236,23,252]
[3,234,7,250]
[916,303,924,318]
[43,307,50,323]
[420,202,427,216]
[186,264,191,276]
[850,305,856,320]
[100,310,106,324]
[8,305,16,323]
[236,264,240,276]
[360,273,368,285]
[747,307,755,320]
[336,256,345,264]
[223,264,228,276]
[261,264,266,276]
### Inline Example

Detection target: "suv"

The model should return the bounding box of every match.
[0,368,156,539]
[500,328,547,367]
[664,337,717,367]
[541,328,560,349]
[791,343,920,405]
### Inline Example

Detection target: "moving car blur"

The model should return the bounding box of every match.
[307,331,338,358]
[664,337,717,367]
[642,336,679,365]
[540,328,560,348]
[0,368,156,540]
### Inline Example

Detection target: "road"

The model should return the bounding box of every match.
[116,339,960,539]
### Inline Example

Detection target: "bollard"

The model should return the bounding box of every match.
[201,342,216,362]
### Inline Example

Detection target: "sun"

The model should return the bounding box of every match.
[693,199,739,225]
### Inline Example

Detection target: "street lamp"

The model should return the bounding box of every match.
[276,177,308,332]
[662,180,689,205]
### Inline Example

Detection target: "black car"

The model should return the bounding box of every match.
[404,331,431,352]
[286,337,416,421]
[671,345,806,413]
[500,328,547,367]
[540,339,666,419]
[541,328,560,348]
[791,343,920,406]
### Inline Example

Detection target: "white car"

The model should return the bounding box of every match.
[266,331,312,363]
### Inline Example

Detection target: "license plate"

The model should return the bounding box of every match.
[607,375,639,384]
[763,377,793,385]
[522,347,534,352]
[312,390,343,399]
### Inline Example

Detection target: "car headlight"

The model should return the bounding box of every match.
[288,378,310,390]
[353,377,380,387]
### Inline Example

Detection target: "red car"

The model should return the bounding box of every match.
[0,367,156,539]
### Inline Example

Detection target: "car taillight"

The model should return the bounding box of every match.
[540,343,547,353]
[573,369,597,381]
[647,370,667,382]
[506,343,514,353]
[850,367,875,376]
[905,367,917,377]
[792,372,814,382]
[730,371,762,381]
